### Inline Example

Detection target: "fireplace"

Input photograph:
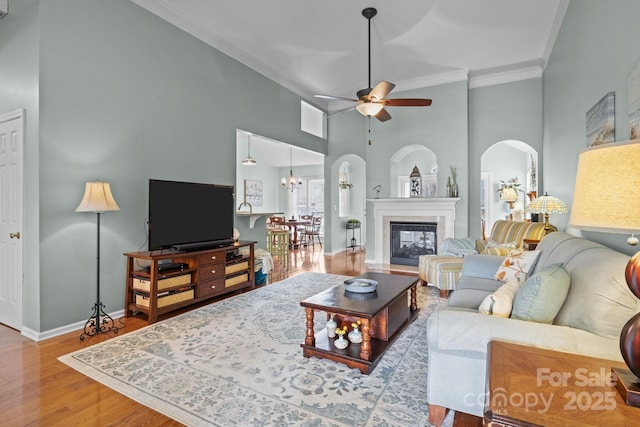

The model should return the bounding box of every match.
[390,222,437,266]
[367,198,459,267]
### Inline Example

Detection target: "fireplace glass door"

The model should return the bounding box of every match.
[390,222,437,266]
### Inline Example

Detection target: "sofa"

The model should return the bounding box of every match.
[426,232,640,425]
[419,220,551,297]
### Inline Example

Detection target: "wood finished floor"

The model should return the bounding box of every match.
[0,246,480,427]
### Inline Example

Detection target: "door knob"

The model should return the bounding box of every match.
[10,232,20,239]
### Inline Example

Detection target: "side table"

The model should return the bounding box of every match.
[346,222,361,250]
[522,238,540,250]
[485,340,640,426]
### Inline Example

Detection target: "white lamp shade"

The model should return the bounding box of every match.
[569,140,640,234]
[500,187,519,202]
[356,102,384,117]
[75,181,120,213]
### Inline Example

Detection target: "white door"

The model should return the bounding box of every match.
[0,110,24,331]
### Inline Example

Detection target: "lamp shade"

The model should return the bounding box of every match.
[500,187,519,202]
[569,140,640,234]
[528,193,568,215]
[356,102,384,117]
[75,181,120,213]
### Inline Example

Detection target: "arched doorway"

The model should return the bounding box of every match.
[481,140,537,232]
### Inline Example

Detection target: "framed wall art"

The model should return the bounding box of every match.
[244,179,263,206]
[629,61,640,139]
[586,92,615,147]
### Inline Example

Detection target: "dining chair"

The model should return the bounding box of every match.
[301,216,322,247]
[297,215,313,244]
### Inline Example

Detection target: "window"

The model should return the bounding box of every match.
[301,100,325,138]
[293,177,324,217]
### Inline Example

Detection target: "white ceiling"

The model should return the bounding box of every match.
[131,0,569,111]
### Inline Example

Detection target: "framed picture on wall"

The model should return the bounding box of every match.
[629,61,640,140]
[586,92,615,147]
[244,179,263,206]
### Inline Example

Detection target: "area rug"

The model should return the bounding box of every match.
[59,272,453,427]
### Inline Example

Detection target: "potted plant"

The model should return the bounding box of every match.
[339,180,353,190]
[497,177,523,197]
[346,218,360,229]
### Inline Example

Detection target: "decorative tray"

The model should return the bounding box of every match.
[344,278,378,294]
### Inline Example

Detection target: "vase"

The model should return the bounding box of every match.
[334,334,349,349]
[348,326,362,344]
[451,183,458,198]
[326,314,337,338]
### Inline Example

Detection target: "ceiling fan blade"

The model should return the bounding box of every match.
[314,94,359,102]
[375,108,392,122]
[383,98,433,107]
[368,81,395,101]
[324,105,357,118]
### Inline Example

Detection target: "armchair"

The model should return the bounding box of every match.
[418,220,552,297]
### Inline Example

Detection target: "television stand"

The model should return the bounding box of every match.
[124,240,256,323]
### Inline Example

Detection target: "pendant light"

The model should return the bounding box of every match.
[241,134,256,166]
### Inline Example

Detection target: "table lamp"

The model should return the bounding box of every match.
[76,180,120,340]
[527,193,568,235]
[568,140,640,406]
[500,187,519,220]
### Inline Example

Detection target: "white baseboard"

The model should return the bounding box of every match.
[21,309,125,342]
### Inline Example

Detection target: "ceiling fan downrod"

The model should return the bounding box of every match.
[361,7,377,96]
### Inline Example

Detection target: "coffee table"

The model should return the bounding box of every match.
[300,272,419,374]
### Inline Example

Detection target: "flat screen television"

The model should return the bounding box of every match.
[148,179,235,252]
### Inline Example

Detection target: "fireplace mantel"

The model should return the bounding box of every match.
[367,198,460,266]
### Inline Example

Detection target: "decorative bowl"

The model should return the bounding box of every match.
[344,278,378,294]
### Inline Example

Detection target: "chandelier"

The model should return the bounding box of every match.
[281,147,302,192]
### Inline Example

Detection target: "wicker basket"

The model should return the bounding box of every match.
[133,274,191,292]
[135,288,194,308]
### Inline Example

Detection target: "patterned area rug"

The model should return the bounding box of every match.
[59,272,453,427]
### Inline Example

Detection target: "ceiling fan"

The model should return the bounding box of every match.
[315,7,432,122]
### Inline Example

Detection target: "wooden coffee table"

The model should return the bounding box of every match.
[300,272,419,374]
[485,340,640,426]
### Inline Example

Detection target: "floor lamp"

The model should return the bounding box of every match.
[76,180,120,340]
[568,140,640,406]
[500,187,519,220]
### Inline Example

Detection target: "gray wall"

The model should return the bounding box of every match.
[5,0,638,334]
[4,0,325,333]
[543,0,640,255]
[360,81,470,260]
[325,108,367,251]
[469,78,543,237]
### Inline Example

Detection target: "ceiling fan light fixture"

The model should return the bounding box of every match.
[356,102,383,117]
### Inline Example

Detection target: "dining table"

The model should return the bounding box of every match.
[284,219,311,248]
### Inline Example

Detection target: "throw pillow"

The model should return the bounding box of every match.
[494,250,540,283]
[478,278,521,317]
[511,263,571,324]
[481,239,517,256]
